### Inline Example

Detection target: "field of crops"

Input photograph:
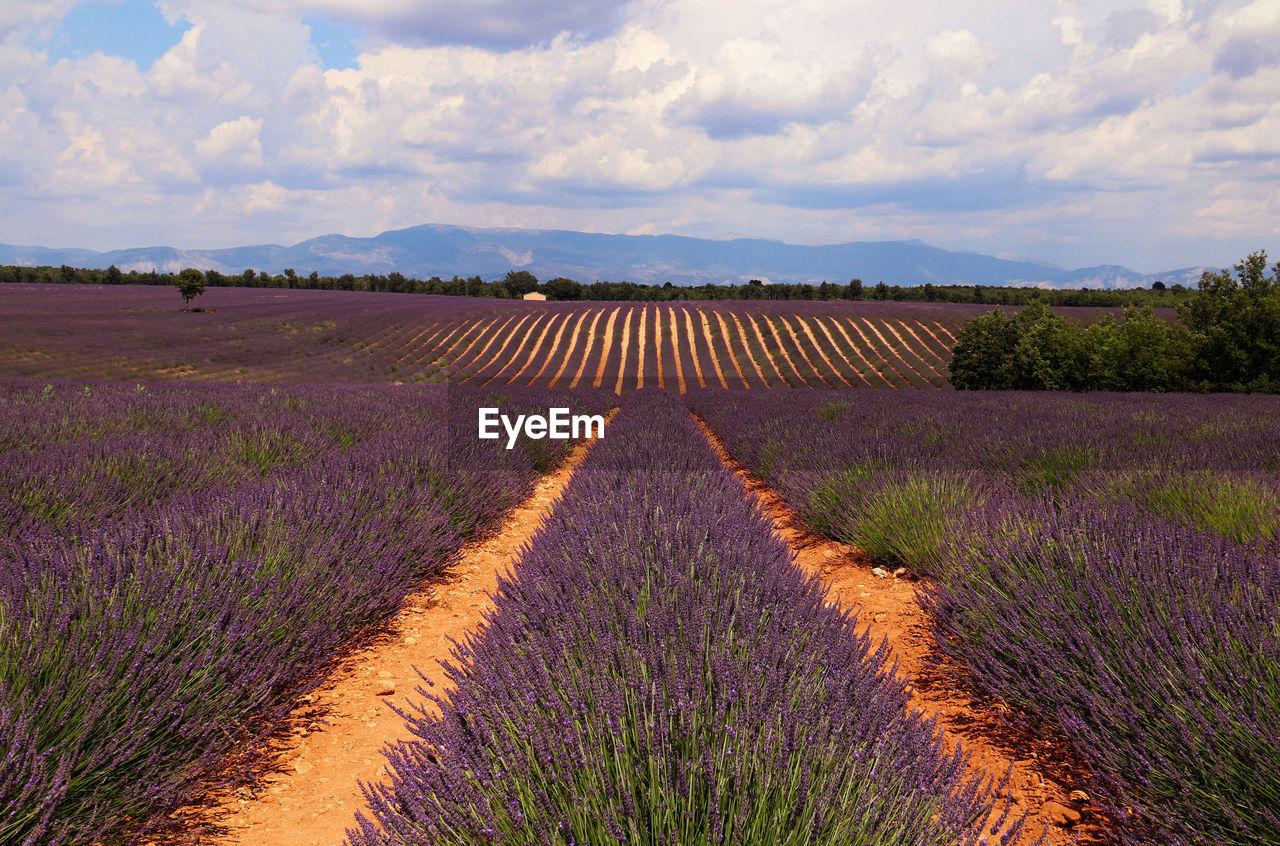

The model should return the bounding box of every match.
[0,378,611,844]
[693,389,1280,846]
[2,282,1277,846]
[0,283,984,389]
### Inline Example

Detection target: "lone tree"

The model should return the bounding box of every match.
[176,268,207,311]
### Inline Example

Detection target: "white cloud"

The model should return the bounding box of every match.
[0,0,1277,272]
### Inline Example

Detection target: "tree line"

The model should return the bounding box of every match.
[1,262,1196,308]
[948,250,1280,393]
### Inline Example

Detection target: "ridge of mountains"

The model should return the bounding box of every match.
[0,224,1209,289]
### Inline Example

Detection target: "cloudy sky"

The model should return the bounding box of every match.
[2,0,1278,272]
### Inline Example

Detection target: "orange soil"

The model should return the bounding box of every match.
[480,313,545,386]
[455,314,528,382]
[809,315,874,387]
[712,310,750,389]
[793,315,855,387]
[591,306,620,389]
[728,311,773,387]
[744,313,789,386]
[566,307,605,389]
[174,430,605,846]
[506,311,559,385]
[653,306,665,390]
[695,416,1113,846]
[759,314,813,387]
[547,309,591,388]
[697,310,731,388]
[526,311,573,386]
[666,306,688,393]
[777,315,834,388]
[613,306,635,395]
[680,307,708,388]
[879,319,944,384]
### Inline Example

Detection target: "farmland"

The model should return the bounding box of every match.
[0,283,979,389]
[1,282,1276,846]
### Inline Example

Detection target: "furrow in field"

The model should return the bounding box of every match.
[712,311,750,389]
[929,319,959,345]
[447,315,525,381]
[395,321,457,369]
[697,310,731,389]
[420,318,486,368]
[901,318,952,361]
[808,315,873,387]
[696,418,1088,846]
[526,311,573,386]
[777,315,833,388]
[728,311,772,387]
[894,319,952,382]
[405,320,470,367]
[547,310,591,388]
[744,313,790,386]
[459,314,535,384]
[200,425,608,846]
[427,318,498,375]
[843,317,912,387]
[828,317,896,388]
[759,315,812,388]
[666,306,688,393]
[613,306,635,395]
[505,312,560,385]
[915,319,958,356]
[858,317,930,388]
[636,305,648,390]
[480,314,546,387]
[569,308,607,389]
[389,323,441,363]
[680,308,708,388]
[792,316,856,387]
[592,307,621,389]
[653,305,665,390]
[879,320,946,386]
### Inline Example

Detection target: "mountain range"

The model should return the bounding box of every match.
[0,224,1209,289]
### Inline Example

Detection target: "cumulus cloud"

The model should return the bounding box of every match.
[1,0,1278,271]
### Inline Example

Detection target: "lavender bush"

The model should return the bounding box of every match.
[350,390,1015,846]
[690,388,1280,845]
[0,378,611,845]
[924,500,1280,846]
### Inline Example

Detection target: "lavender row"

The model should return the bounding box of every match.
[0,379,612,845]
[350,390,1014,846]
[924,499,1280,845]
[690,389,1280,845]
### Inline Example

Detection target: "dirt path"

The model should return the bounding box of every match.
[695,416,1112,846]
[184,430,605,846]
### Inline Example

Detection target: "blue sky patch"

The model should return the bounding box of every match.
[304,15,362,70]
[33,0,191,69]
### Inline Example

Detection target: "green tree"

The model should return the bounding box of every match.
[504,270,539,297]
[947,308,1021,389]
[1007,300,1088,390]
[175,268,207,311]
[544,277,583,300]
[1179,250,1280,392]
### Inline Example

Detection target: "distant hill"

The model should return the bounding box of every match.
[0,224,1210,289]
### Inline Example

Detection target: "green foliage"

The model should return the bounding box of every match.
[1179,249,1280,392]
[175,268,207,310]
[949,249,1280,393]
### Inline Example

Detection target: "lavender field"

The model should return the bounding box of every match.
[3,281,1277,845]
[692,389,1280,846]
[0,378,610,844]
[351,390,1016,846]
